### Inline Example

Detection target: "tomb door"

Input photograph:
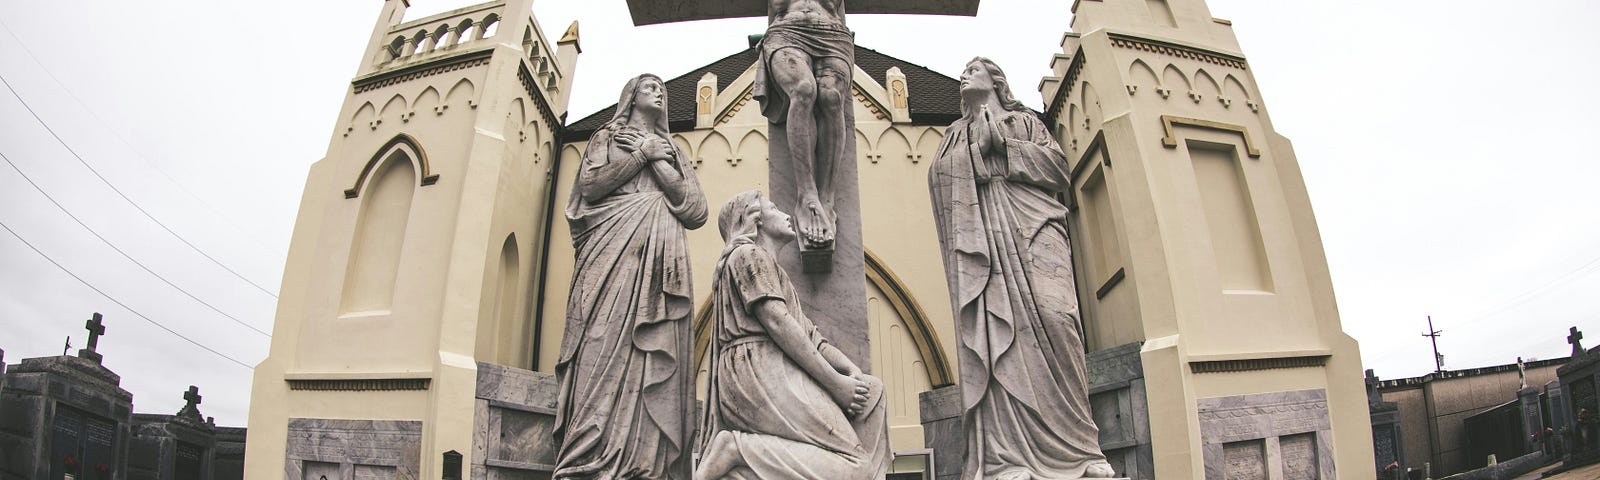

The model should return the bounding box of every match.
[49,407,117,480]
[175,442,204,480]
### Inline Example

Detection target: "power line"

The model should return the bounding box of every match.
[0,219,255,370]
[0,71,280,299]
[1,150,270,337]
[0,20,287,260]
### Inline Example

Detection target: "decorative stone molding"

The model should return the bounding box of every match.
[1191,355,1329,374]
[344,133,441,199]
[715,85,755,126]
[353,50,493,94]
[285,378,431,391]
[1159,115,1262,158]
[1109,34,1247,70]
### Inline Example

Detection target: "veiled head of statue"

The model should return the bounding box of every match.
[960,57,1027,113]
[605,73,669,134]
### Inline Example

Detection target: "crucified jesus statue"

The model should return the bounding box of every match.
[754,0,850,253]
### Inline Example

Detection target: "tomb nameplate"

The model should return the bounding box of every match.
[1280,433,1318,480]
[1222,440,1266,480]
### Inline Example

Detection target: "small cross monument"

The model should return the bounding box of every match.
[78,312,106,363]
[177,385,205,423]
[1570,326,1586,358]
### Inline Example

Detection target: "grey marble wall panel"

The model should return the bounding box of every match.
[285,418,422,480]
[473,363,558,480]
[1200,389,1335,480]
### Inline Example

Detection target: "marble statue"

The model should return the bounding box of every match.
[696,190,889,480]
[928,58,1115,480]
[755,0,851,254]
[553,73,707,480]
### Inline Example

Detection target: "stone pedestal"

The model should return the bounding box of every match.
[470,362,560,480]
[0,355,134,480]
[917,385,961,480]
[920,342,1153,479]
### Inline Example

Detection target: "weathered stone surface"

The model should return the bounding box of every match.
[919,385,962,480]
[697,192,889,479]
[285,418,423,480]
[624,0,980,25]
[128,410,220,480]
[473,363,560,480]
[1198,389,1336,480]
[556,73,705,480]
[929,57,1112,479]
[1221,440,1266,480]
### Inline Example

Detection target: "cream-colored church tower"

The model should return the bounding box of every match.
[1037,0,1374,478]
[243,0,579,478]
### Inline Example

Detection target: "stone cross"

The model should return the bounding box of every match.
[1365,369,1381,405]
[1570,327,1585,357]
[184,385,203,408]
[178,385,205,422]
[78,312,106,363]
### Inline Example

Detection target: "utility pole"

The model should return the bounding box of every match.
[1422,315,1444,374]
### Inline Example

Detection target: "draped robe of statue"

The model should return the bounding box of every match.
[699,240,889,480]
[928,108,1108,479]
[554,76,707,480]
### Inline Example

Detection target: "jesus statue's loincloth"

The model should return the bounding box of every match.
[752,22,855,121]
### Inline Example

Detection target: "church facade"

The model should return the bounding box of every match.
[243,0,1374,479]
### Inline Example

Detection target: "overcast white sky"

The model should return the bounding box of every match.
[0,1,1596,426]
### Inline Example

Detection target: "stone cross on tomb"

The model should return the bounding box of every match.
[178,385,204,422]
[78,312,106,363]
[1571,326,1585,357]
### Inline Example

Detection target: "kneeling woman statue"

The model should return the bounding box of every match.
[696,190,889,480]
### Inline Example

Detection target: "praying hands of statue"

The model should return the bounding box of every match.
[969,106,1005,182]
[613,130,674,163]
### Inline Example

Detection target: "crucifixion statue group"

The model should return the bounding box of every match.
[551,1,1116,478]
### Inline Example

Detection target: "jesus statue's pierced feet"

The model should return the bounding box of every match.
[796,198,835,250]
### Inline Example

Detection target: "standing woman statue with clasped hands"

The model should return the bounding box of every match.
[929,58,1116,480]
[554,74,707,480]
